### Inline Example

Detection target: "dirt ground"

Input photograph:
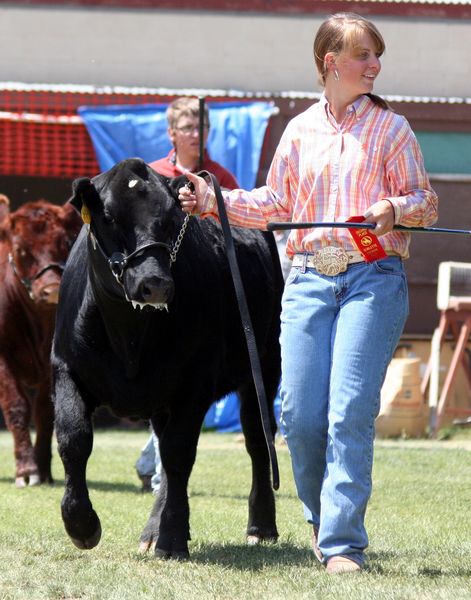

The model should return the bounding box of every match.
[376,438,471,451]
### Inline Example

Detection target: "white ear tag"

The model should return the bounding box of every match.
[129,179,138,188]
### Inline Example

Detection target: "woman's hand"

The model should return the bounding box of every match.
[178,171,209,215]
[363,199,395,236]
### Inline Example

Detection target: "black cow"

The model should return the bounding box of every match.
[52,158,283,559]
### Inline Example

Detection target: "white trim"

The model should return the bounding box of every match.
[429,173,471,182]
[0,111,82,124]
[1,82,470,105]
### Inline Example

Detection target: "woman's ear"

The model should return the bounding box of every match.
[323,52,337,73]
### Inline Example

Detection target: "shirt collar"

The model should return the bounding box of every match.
[320,93,372,122]
[168,148,210,169]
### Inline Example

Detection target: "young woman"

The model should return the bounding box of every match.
[179,13,438,573]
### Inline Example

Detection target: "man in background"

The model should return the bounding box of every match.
[149,96,238,188]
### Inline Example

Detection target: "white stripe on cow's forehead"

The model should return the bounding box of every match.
[128,179,138,188]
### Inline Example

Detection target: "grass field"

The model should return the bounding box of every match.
[0,429,470,600]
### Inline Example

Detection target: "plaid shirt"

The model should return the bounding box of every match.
[202,94,438,259]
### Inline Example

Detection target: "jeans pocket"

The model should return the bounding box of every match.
[285,266,301,286]
[373,257,403,276]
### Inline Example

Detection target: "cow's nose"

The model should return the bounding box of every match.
[139,277,174,305]
[38,284,60,304]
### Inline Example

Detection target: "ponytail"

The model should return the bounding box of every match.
[365,93,390,111]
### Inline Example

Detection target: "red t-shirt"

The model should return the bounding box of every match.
[149,150,239,190]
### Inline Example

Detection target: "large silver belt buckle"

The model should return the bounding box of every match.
[312,246,348,276]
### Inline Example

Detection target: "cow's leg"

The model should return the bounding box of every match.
[0,367,38,487]
[139,408,206,560]
[53,365,101,550]
[238,378,279,544]
[33,380,54,485]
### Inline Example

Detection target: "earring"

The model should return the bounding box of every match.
[334,69,340,82]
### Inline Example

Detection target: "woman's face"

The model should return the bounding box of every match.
[335,31,382,97]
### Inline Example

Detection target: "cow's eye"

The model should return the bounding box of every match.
[103,214,115,225]
[15,248,33,266]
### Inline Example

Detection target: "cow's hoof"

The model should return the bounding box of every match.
[40,473,54,485]
[154,547,190,561]
[247,533,278,546]
[247,535,261,546]
[15,472,44,488]
[69,520,102,550]
[138,539,157,554]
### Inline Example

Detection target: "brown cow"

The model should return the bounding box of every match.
[0,194,82,487]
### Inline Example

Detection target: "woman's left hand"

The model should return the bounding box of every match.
[363,200,395,236]
[178,171,208,215]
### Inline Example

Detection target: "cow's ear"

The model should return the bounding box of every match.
[62,199,85,236]
[167,175,190,199]
[0,194,10,224]
[69,177,100,224]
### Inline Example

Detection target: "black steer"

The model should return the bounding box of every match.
[52,158,283,559]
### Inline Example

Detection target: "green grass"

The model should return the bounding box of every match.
[0,429,470,599]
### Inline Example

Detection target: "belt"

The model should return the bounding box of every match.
[292,247,365,276]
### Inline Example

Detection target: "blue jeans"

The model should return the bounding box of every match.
[135,428,161,494]
[280,257,408,566]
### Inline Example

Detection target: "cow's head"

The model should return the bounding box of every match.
[70,158,188,310]
[8,199,82,305]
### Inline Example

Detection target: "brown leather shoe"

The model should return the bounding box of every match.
[326,556,361,574]
[312,526,323,563]
[137,473,152,493]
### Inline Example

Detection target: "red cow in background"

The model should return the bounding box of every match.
[0,194,82,487]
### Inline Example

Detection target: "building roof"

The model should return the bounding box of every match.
[1,81,470,105]
[2,0,471,18]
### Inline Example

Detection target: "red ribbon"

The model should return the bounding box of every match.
[347,216,387,262]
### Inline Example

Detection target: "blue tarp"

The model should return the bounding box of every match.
[78,101,275,189]
[204,392,242,433]
[203,389,283,434]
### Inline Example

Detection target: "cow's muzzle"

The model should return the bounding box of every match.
[89,213,189,310]
[108,244,171,284]
[8,253,65,301]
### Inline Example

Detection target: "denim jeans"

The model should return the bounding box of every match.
[135,427,162,494]
[280,257,408,566]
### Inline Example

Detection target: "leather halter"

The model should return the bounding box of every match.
[88,213,188,291]
[8,252,65,300]
[197,170,280,491]
[108,244,170,285]
[89,229,172,287]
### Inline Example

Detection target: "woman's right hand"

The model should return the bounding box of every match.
[178,171,209,215]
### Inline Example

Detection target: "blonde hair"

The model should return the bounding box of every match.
[166,97,210,130]
[313,13,388,110]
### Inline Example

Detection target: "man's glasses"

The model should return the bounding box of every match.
[175,124,210,135]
